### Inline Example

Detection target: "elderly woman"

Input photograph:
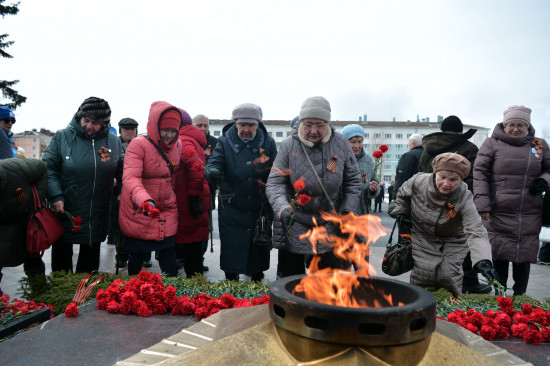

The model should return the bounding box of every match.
[474,106,550,295]
[43,97,123,273]
[340,124,379,215]
[207,103,277,281]
[119,101,182,276]
[266,96,362,277]
[390,153,499,297]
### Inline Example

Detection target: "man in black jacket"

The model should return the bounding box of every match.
[390,133,424,204]
[193,114,218,272]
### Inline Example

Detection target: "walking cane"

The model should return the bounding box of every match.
[115,230,121,275]
[209,197,214,252]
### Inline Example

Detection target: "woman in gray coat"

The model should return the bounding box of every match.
[390,153,498,297]
[474,105,550,295]
[266,96,362,277]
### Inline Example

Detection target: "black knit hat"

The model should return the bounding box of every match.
[118,117,138,127]
[77,97,111,124]
[440,115,463,133]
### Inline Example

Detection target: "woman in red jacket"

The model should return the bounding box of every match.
[119,101,182,276]
[174,109,210,278]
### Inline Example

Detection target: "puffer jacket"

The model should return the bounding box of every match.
[266,122,362,254]
[43,115,123,244]
[174,125,210,244]
[473,123,550,263]
[0,130,16,159]
[390,173,492,297]
[355,149,379,215]
[119,101,182,241]
[0,158,47,266]
[419,130,478,191]
[207,122,277,274]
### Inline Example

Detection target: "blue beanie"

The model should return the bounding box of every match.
[0,106,16,121]
[341,124,364,140]
[290,116,299,128]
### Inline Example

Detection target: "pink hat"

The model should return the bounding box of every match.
[503,105,531,126]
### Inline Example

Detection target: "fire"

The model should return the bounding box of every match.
[293,211,405,308]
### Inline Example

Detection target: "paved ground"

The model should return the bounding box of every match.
[2,201,550,301]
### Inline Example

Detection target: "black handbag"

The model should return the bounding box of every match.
[253,198,274,249]
[381,216,414,276]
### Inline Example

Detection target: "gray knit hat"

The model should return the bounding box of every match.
[341,124,365,139]
[232,103,262,125]
[299,96,331,123]
[503,105,531,126]
[77,97,111,124]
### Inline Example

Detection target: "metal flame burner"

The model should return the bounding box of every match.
[269,274,436,347]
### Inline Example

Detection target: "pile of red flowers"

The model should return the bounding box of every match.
[64,271,269,319]
[0,294,53,321]
[442,296,550,345]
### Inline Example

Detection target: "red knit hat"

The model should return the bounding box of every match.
[159,110,182,130]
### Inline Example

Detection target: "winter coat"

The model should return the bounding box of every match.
[355,149,378,215]
[375,185,385,204]
[119,102,182,242]
[204,133,218,164]
[266,122,362,254]
[473,123,550,263]
[390,173,492,297]
[0,130,16,159]
[0,158,47,267]
[419,130,478,191]
[392,145,424,201]
[207,122,277,274]
[174,125,210,244]
[43,115,123,244]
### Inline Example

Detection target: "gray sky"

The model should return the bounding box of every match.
[3,0,550,136]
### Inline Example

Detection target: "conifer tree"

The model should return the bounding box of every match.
[1,0,26,109]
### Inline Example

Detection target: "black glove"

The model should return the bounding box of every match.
[281,207,293,227]
[188,195,203,218]
[207,169,222,187]
[529,178,548,195]
[474,259,500,284]
[397,215,412,235]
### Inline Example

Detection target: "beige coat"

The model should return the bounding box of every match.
[390,173,492,296]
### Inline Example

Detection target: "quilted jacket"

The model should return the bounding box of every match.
[473,123,550,263]
[119,102,182,242]
[266,122,361,254]
[390,173,492,297]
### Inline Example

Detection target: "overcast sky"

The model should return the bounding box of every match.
[3,0,549,136]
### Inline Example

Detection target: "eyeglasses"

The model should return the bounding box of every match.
[302,122,327,130]
[505,123,527,130]
[2,119,15,124]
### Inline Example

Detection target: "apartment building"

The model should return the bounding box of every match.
[13,129,54,159]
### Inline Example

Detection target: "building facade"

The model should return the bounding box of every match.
[208,119,490,183]
[13,129,54,159]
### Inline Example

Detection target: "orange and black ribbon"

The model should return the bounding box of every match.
[15,187,26,203]
[98,147,111,162]
[204,145,212,156]
[445,202,457,220]
[72,273,106,306]
[361,173,367,183]
[259,148,270,163]
[326,155,338,173]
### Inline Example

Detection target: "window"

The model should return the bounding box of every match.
[365,133,370,138]
[407,134,412,138]
[385,133,392,139]
[214,130,221,136]
[396,134,403,139]
[268,132,273,136]
[395,154,401,159]
[32,146,36,150]
[384,175,392,182]
[364,144,370,149]
[32,154,37,158]
[384,164,393,170]
[374,133,381,138]
[396,144,403,149]
[32,138,36,142]
[276,132,283,137]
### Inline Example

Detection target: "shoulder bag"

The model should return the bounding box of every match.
[253,197,274,249]
[381,215,414,276]
[27,185,65,257]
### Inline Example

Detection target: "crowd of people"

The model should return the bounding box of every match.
[0,98,549,299]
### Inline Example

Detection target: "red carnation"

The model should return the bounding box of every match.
[187,149,197,158]
[497,296,513,309]
[195,306,210,320]
[373,150,383,159]
[297,194,311,206]
[65,302,79,317]
[465,323,479,334]
[220,293,237,308]
[72,226,82,232]
[293,180,306,191]
[209,307,222,316]
[379,145,389,153]
[480,325,497,340]
[180,300,196,315]
[72,216,82,226]
[136,302,152,317]
[106,301,120,313]
[153,302,167,314]
[541,326,550,342]
[521,303,533,315]
[467,311,484,327]
[234,299,253,308]
[495,325,510,339]
[191,161,204,171]
[523,329,542,345]
[511,323,529,338]
[495,313,512,328]
[148,208,160,219]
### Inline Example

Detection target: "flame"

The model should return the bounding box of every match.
[293,211,405,308]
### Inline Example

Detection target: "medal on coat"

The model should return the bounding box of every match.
[532,147,539,158]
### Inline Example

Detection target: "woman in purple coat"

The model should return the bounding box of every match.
[474,105,550,295]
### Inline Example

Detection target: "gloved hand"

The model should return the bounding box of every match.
[398,215,412,235]
[529,178,548,195]
[281,207,293,227]
[188,195,203,218]
[207,169,222,187]
[474,259,501,286]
